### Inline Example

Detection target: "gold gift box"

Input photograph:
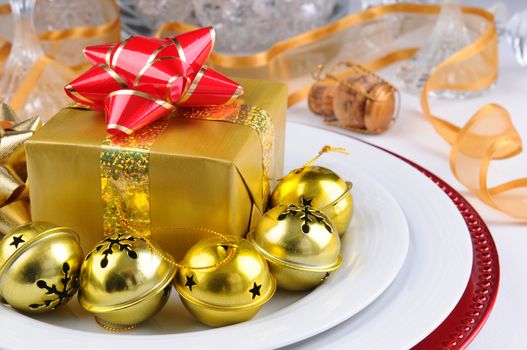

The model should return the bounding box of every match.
[26,79,287,259]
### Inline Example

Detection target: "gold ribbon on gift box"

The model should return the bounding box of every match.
[0,3,525,220]
[157,4,526,221]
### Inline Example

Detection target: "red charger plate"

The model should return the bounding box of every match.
[326,126,500,348]
[295,124,500,349]
[383,153,500,349]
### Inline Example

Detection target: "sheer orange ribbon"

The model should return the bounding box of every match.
[158,4,526,220]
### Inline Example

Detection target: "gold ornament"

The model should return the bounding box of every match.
[175,236,276,327]
[248,202,343,291]
[271,165,353,235]
[0,222,83,313]
[78,233,176,327]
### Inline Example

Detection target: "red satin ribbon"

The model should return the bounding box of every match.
[65,27,244,135]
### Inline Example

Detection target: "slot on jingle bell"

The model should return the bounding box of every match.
[248,203,343,291]
[0,222,83,313]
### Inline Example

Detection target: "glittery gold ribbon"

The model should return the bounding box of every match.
[100,104,274,240]
[158,4,526,220]
[101,118,169,237]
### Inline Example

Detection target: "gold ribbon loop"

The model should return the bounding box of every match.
[115,201,238,272]
[0,107,40,235]
[450,104,527,218]
[302,145,349,169]
[0,200,30,238]
[0,164,24,205]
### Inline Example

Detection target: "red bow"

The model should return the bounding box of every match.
[64,27,243,135]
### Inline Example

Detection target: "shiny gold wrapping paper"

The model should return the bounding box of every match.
[26,79,287,259]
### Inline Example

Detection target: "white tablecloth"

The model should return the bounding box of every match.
[287,29,527,349]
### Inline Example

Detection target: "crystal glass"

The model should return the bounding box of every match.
[361,0,440,9]
[35,0,108,67]
[0,0,70,122]
[123,0,348,54]
[488,2,508,38]
[396,0,491,99]
[360,0,396,10]
[507,8,527,67]
[192,0,341,54]
[0,0,43,118]
[135,0,195,31]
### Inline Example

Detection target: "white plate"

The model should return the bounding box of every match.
[0,130,409,349]
[283,123,473,349]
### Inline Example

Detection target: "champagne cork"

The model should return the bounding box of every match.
[333,73,379,130]
[364,83,396,133]
[308,67,398,134]
[308,80,337,116]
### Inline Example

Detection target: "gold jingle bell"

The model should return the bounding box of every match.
[175,236,276,327]
[248,202,343,291]
[0,222,83,313]
[271,165,353,235]
[78,233,176,327]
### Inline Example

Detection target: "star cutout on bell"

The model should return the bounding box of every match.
[249,282,261,299]
[301,197,313,207]
[10,234,25,248]
[64,27,244,136]
[185,275,197,291]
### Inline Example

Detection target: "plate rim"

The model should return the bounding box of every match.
[280,122,475,350]
[322,126,500,350]
[400,155,500,349]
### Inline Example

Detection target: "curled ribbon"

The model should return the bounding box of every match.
[0,104,40,236]
[157,4,527,221]
[65,27,244,135]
